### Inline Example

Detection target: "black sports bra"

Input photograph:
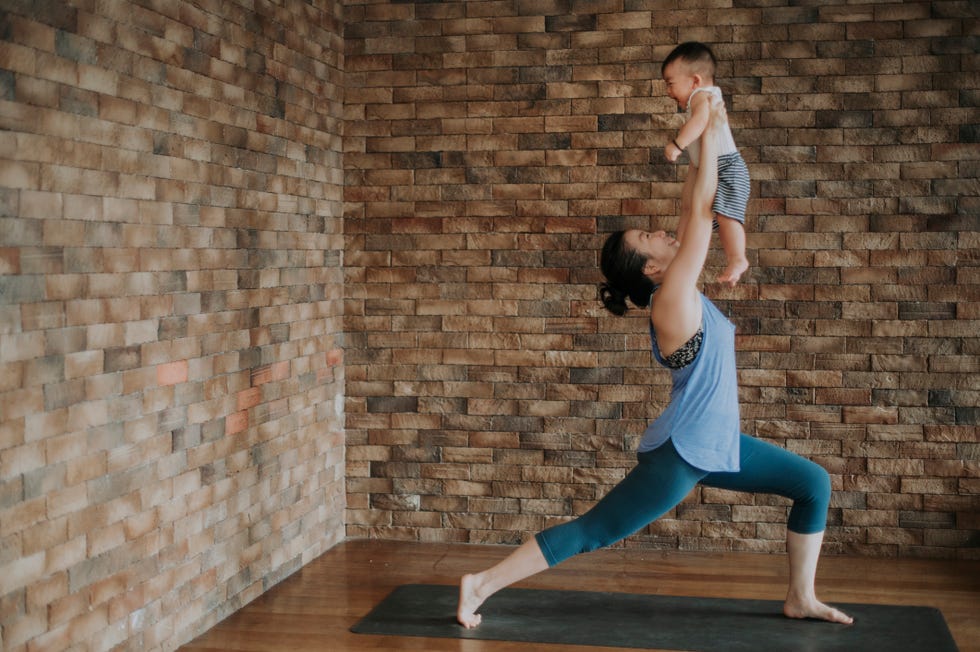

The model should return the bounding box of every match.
[662,328,703,369]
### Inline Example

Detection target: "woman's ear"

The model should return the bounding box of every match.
[642,259,661,278]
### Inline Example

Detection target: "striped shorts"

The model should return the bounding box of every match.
[713,151,750,226]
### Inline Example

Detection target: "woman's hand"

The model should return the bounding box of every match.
[702,95,727,151]
[689,95,724,218]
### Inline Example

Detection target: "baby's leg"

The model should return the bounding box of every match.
[716,214,748,286]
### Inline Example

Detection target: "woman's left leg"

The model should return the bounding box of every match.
[701,434,853,624]
[458,440,704,628]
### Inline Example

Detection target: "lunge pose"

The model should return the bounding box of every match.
[457,95,851,630]
[663,41,751,286]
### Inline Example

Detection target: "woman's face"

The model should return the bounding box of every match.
[623,229,679,277]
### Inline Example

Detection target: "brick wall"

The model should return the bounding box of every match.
[1,1,978,650]
[343,1,979,559]
[0,1,345,651]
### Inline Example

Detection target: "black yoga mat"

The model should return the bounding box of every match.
[351,584,958,651]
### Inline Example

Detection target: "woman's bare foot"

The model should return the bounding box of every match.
[784,593,853,624]
[457,573,484,628]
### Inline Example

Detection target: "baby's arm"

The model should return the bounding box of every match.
[665,91,712,162]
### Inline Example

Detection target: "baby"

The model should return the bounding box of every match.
[662,42,751,287]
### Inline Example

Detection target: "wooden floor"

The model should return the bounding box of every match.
[180,539,980,652]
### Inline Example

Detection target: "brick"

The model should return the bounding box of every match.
[156,360,188,386]
[44,535,86,575]
[0,550,44,597]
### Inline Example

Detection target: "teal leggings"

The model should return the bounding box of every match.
[535,434,831,567]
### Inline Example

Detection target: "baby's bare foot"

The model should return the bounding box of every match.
[784,595,853,624]
[718,257,749,287]
[457,574,484,628]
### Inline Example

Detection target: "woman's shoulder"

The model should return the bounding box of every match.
[650,287,704,354]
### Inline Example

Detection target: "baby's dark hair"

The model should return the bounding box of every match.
[599,231,656,316]
[661,41,717,79]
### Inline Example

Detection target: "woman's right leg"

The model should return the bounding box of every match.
[700,434,852,624]
[458,441,704,627]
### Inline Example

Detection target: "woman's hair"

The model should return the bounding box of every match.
[661,41,717,80]
[599,230,656,316]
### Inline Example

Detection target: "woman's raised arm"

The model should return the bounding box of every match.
[651,95,727,352]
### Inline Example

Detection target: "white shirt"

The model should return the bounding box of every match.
[686,86,738,167]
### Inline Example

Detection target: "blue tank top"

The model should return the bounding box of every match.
[639,293,740,472]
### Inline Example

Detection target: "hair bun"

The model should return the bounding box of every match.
[599,283,628,316]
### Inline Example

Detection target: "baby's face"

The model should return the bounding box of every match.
[662,60,698,111]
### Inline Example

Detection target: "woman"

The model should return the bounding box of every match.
[457,96,852,629]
